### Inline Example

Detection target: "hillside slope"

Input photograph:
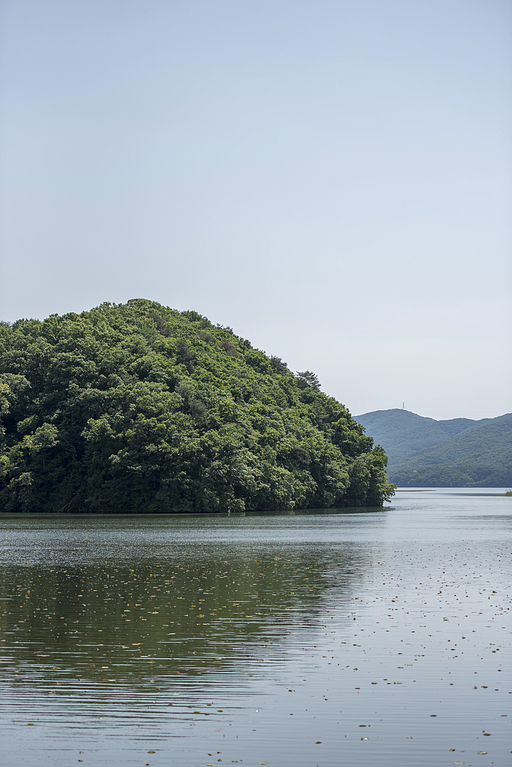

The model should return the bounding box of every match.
[355,409,512,487]
[0,300,395,512]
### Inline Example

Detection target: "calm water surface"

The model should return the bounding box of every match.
[0,489,510,767]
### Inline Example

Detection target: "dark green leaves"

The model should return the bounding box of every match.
[0,300,395,512]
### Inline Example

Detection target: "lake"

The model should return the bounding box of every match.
[0,489,510,767]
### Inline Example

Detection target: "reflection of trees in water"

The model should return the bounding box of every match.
[0,545,369,683]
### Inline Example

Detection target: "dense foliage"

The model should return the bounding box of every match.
[355,409,512,487]
[0,300,394,512]
[389,450,512,487]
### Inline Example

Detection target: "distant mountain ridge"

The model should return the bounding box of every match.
[354,409,512,487]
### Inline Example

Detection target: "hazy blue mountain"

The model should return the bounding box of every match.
[354,409,512,487]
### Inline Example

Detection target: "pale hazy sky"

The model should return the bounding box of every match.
[1,0,511,421]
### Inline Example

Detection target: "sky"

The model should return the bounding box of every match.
[0,0,511,421]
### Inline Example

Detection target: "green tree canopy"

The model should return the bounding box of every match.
[0,300,395,512]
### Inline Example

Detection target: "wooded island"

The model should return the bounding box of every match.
[0,300,395,513]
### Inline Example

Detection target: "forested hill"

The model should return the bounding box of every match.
[0,300,394,513]
[354,409,512,487]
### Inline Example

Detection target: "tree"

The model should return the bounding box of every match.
[296,371,321,390]
[0,300,395,512]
